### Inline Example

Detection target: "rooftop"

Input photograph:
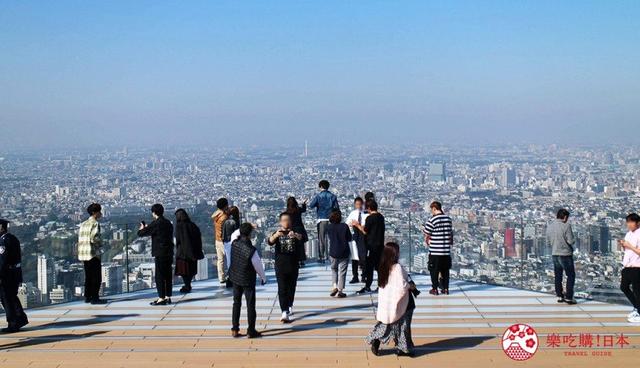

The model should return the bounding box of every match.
[1,264,637,367]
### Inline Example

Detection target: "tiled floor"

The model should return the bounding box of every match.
[1,264,638,367]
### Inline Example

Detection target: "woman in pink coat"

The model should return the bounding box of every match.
[366,242,415,356]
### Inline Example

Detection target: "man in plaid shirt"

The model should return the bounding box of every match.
[78,203,106,304]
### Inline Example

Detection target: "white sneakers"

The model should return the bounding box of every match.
[288,306,293,316]
[281,311,292,323]
[628,309,640,323]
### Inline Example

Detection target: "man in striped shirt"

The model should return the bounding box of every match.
[423,201,453,295]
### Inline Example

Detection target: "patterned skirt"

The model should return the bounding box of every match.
[365,308,414,354]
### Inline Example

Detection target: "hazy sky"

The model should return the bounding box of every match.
[1,1,638,149]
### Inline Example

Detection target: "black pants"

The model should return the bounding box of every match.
[182,275,193,288]
[275,266,299,312]
[155,256,173,298]
[232,284,257,333]
[351,260,360,279]
[553,255,575,300]
[83,257,102,301]
[364,252,380,289]
[429,254,451,291]
[0,271,28,328]
[621,267,640,310]
[351,237,366,279]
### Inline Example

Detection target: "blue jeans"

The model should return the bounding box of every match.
[553,255,575,300]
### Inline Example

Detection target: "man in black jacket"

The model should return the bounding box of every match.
[228,223,266,338]
[138,204,175,305]
[0,219,28,333]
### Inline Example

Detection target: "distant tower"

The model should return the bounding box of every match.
[304,140,308,157]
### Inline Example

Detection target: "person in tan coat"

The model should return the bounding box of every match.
[212,198,229,284]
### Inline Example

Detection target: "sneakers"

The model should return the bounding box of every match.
[357,287,372,295]
[627,310,640,323]
[280,311,292,323]
[565,299,577,305]
[349,277,359,284]
[557,297,566,303]
[90,298,108,305]
[288,306,293,316]
[336,292,347,298]
[330,288,339,297]
[429,288,439,296]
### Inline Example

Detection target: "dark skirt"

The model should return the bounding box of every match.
[175,258,197,277]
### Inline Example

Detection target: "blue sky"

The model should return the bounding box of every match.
[1,1,638,148]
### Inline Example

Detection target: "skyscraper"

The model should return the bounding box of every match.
[504,228,516,258]
[37,254,56,303]
[429,163,446,182]
[500,167,516,188]
[101,263,124,295]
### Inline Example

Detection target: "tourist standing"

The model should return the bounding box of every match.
[309,180,339,263]
[286,197,308,267]
[174,209,204,294]
[268,213,303,323]
[327,210,351,298]
[353,199,385,294]
[212,198,229,285]
[423,201,453,296]
[223,206,240,270]
[346,197,367,284]
[546,208,577,305]
[618,213,640,323]
[77,203,106,304]
[366,242,415,357]
[0,219,29,333]
[138,204,175,305]
[229,223,267,338]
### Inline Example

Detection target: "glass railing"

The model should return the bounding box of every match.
[7,204,629,311]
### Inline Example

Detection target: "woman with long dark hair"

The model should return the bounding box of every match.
[286,196,308,267]
[174,209,204,293]
[365,242,415,357]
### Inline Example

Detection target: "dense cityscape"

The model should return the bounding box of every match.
[0,144,638,309]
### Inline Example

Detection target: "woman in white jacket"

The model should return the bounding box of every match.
[365,242,415,356]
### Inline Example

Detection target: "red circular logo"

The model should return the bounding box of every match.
[502,324,539,361]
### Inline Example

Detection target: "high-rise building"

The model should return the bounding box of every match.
[49,285,72,304]
[101,263,124,295]
[429,163,446,182]
[589,223,611,254]
[500,167,516,188]
[504,228,516,258]
[17,283,41,309]
[37,254,56,303]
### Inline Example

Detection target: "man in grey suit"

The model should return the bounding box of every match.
[546,208,577,305]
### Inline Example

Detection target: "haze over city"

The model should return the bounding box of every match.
[1,1,639,149]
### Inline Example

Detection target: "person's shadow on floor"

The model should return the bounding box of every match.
[374,335,494,358]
